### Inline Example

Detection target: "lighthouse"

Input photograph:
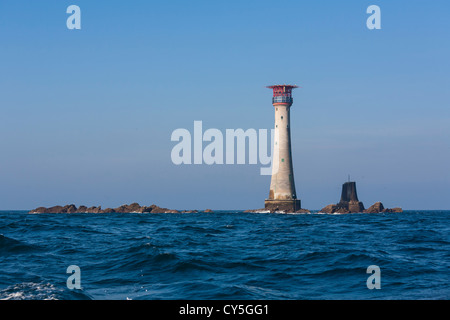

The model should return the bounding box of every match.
[264,84,302,212]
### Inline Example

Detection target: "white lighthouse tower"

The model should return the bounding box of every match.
[264,84,301,212]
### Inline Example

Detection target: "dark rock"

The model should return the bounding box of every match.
[87,206,102,213]
[335,207,351,214]
[320,204,338,213]
[29,204,78,213]
[139,206,153,213]
[29,207,49,214]
[113,205,127,213]
[125,203,141,212]
[294,208,311,213]
[382,207,403,213]
[28,203,182,214]
[113,203,142,213]
[146,204,179,213]
[77,206,88,213]
[46,206,65,213]
[204,209,214,213]
[133,206,146,213]
[64,204,78,214]
[364,202,385,213]
[364,202,403,213]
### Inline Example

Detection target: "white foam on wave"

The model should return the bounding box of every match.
[0,282,60,300]
[283,211,311,215]
[314,211,344,215]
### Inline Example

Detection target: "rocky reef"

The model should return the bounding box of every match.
[28,183,402,215]
[364,202,403,213]
[29,203,211,214]
[244,208,310,214]
[320,182,402,214]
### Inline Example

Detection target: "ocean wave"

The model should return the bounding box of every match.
[0,234,39,255]
[180,225,226,234]
[0,210,448,299]
[0,282,91,300]
[172,259,214,273]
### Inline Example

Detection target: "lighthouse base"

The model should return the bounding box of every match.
[264,199,302,213]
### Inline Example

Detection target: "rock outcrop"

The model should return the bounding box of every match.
[319,204,338,214]
[364,202,384,213]
[364,202,403,213]
[320,181,402,214]
[382,207,403,213]
[244,208,310,213]
[29,203,181,214]
[31,205,79,214]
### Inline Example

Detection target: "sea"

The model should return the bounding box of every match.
[0,210,448,300]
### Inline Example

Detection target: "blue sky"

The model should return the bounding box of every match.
[0,0,449,210]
